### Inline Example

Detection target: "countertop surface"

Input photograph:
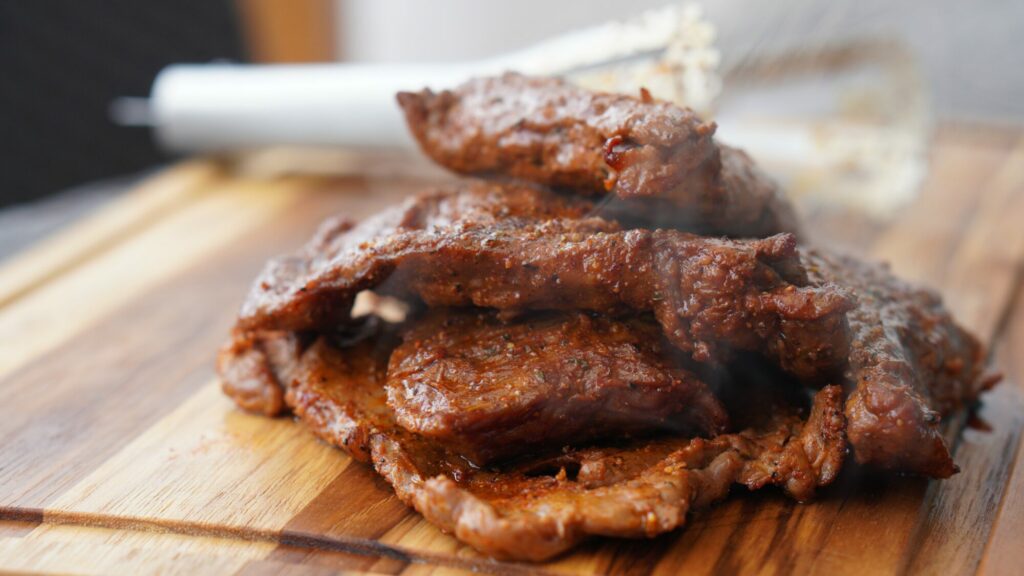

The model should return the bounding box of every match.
[0,124,1021,575]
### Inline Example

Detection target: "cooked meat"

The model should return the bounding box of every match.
[398,74,715,197]
[223,242,989,481]
[397,73,798,237]
[236,205,852,383]
[238,179,597,323]
[383,387,843,562]
[385,309,729,465]
[372,432,743,562]
[737,384,847,499]
[598,144,801,236]
[217,179,591,418]
[212,68,1004,563]
[284,322,401,463]
[806,250,992,478]
[490,382,846,502]
[277,331,845,561]
[217,331,306,416]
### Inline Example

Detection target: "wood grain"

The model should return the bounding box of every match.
[976,281,1024,576]
[0,127,1021,574]
[0,172,300,377]
[0,524,274,575]
[0,161,221,310]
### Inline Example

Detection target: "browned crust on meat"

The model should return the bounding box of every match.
[398,73,716,196]
[736,384,847,499]
[219,326,846,561]
[234,183,851,383]
[805,250,991,477]
[397,73,798,237]
[385,309,729,465]
[374,386,845,561]
[285,338,391,462]
[258,331,845,562]
[216,331,305,416]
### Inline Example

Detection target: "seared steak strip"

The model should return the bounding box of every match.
[235,192,852,381]
[397,73,798,237]
[284,323,401,463]
[217,331,306,416]
[270,330,844,561]
[378,386,843,561]
[386,309,728,466]
[805,250,993,477]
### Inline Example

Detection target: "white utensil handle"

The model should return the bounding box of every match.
[152,63,477,152]
[149,5,695,153]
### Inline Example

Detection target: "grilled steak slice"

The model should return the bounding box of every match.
[236,193,852,382]
[385,309,729,465]
[274,330,844,561]
[217,331,306,416]
[804,250,992,478]
[284,323,401,463]
[397,73,798,237]
[378,386,843,561]
[398,73,716,197]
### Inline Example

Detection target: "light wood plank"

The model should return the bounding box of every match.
[898,139,1024,574]
[940,138,1024,335]
[0,188,322,509]
[49,382,349,533]
[0,176,302,378]
[0,161,221,310]
[0,523,274,576]
[904,383,1024,573]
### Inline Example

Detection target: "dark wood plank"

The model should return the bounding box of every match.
[281,463,414,546]
[899,137,1024,574]
[0,519,42,538]
[238,544,408,575]
[977,283,1024,576]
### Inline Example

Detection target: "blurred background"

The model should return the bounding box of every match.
[1,0,1021,254]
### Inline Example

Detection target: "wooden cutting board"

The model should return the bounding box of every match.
[0,125,1022,575]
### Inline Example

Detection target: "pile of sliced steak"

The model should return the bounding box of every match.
[218,73,995,561]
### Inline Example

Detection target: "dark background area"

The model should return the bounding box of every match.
[0,0,247,209]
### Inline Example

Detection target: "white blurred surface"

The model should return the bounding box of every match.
[149,5,722,151]
[336,0,1024,123]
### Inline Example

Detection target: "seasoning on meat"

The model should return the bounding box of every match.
[386,309,728,465]
[215,73,996,562]
[236,184,852,382]
[258,328,846,561]
[385,386,844,561]
[398,73,798,237]
[217,331,306,416]
[805,250,993,477]
[284,321,400,463]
